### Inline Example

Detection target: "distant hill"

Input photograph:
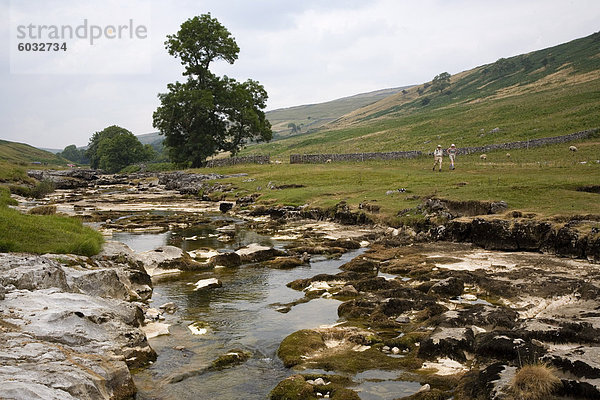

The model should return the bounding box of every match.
[131,88,413,147]
[266,87,411,138]
[136,131,162,145]
[0,139,67,165]
[240,31,600,157]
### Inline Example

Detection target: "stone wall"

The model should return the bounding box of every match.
[450,128,598,156]
[290,151,422,164]
[205,155,270,168]
[289,128,598,164]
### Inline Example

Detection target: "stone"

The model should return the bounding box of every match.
[428,277,464,297]
[419,327,475,362]
[0,254,70,292]
[208,252,242,268]
[143,322,170,339]
[266,256,306,269]
[0,281,156,399]
[191,278,222,291]
[235,243,286,263]
[219,202,234,213]
[159,302,177,313]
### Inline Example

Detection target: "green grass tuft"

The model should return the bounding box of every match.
[0,187,103,256]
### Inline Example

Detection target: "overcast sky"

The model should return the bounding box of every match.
[1,0,599,149]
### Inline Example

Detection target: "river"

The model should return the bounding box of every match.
[113,216,421,399]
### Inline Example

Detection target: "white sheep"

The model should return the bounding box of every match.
[569,146,578,152]
[326,159,332,163]
[506,153,511,158]
[480,154,487,160]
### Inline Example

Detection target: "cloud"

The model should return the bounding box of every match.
[0,0,599,148]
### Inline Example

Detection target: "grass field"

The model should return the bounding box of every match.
[205,138,600,221]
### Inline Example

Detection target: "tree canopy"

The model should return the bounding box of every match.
[432,72,451,93]
[153,14,272,167]
[86,125,154,173]
[59,145,88,164]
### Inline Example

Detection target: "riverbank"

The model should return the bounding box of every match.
[1,169,599,399]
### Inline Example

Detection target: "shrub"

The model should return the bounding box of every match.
[509,363,561,400]
[31,180,56,199]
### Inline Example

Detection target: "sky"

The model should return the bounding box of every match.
[1,0,599,149]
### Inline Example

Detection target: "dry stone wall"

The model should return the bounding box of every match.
[290,151,422,164]
[290,128,598,164]
[205,155,270,168]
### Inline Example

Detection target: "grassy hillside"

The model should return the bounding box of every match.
[0,139,68,166]
[266,87,410,138]
[240,32,600,158]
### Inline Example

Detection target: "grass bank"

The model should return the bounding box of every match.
[202,138,600,220]
[0,187,104,256]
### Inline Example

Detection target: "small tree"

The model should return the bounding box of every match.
[432,72,451,93]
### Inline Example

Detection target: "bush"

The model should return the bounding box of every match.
[31,180,56,199]
[509,363,561,400]
[9,180,56,199]
[9,184,32,198]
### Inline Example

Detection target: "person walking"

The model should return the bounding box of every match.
[433,145,443,172]
[447,143,457,170]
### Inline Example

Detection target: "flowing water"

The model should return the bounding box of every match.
[117,217,419,399]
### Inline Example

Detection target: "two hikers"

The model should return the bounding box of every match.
[432,144,457,171]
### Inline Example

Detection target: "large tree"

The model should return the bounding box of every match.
[86,125,154,173]
[153,14,272,167]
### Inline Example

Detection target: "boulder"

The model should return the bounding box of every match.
[265,256,306,269]
[473,332,545,364]
[192,278,222,290]
[0,335,136,400]
[418,327,475,362]
[428,277,464,297]
[208,252,242,267]
[0,254,70,292]
[219,202,234,213]
[235,243,286,263]
[0,287,156,399]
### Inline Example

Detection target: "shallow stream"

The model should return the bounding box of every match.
[118,217,419,399]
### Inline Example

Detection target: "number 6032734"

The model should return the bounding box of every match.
[17,42,67,51]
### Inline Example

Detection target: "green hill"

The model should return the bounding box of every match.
[241,31,600,158]
[0,139,68,166]
[266,86,411,138]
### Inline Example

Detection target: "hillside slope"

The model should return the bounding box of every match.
[266,86,411,138]
[240,31,600,158]
[0,139,67,166]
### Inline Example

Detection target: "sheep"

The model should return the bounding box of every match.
[480,154,487,160]
[569,146,578,152]
[326,159,332,163]
[506,153,511,158]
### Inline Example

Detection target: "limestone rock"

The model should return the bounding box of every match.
[208,252,242,267]
[428,277,464,297]
[235,243,285,263]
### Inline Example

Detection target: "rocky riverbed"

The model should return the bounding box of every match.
[2,170,599,399]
